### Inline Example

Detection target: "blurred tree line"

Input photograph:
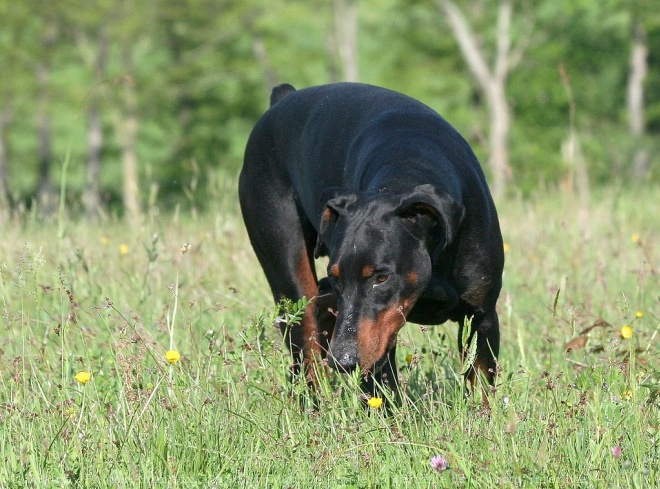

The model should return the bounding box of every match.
[0,0,658,218]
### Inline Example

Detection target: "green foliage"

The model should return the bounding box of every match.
[0,0,659,206]
[277,296,312,329]
[460,316,477,375]
[0,185,658,486]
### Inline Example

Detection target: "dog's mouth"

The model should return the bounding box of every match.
[368,352,394,376]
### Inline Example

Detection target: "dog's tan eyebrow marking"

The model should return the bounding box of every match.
[362,265,375,278]
[330,263,341,278]
[406,271,418,284]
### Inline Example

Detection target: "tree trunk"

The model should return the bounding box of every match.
[437,0,517,199]
[84,99,103,216]
[117,47,141,224]
[35,21,58,215]
[627,20,649,180]
[0,110,11,215]
[83,32,108,217]
[488,82,511,198]
[333,0,359,82]
[252,34,278,91]
[36,62,54,214]
[119,82,140,223]
[559,63,590,205]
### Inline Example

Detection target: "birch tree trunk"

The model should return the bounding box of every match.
[117,47,141,224]
[0,111,11,215]
[437,0,520,199]
[83,32,108,217]
[559,63,590,205]
[627,20,649,180]
[332,0,359,82]
[36,62,54,214]
[35,21,58,215]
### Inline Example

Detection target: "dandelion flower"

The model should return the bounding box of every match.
[74,371,92,385]
[405,353,413,365]
[367,397,383,409]
[119,244,130,255]
[503,243,511,253]
[631,233,641,244]
[620,325,633,339]
[165,350,181,364]
[635,311,643,319]
[611,446,623,457]
[430,455,449,471]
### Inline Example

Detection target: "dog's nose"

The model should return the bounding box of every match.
[327,344,358,372]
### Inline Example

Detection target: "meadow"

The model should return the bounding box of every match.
[0,180,658,488]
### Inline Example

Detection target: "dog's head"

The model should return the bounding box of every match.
[314,184,465,374]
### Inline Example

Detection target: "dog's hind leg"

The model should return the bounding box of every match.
[458,309,500,408]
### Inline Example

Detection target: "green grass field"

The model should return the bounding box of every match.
[0,183,658,488]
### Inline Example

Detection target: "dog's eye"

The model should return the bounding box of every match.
[376,274,389,284]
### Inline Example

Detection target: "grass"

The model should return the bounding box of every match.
[0,182,658,488]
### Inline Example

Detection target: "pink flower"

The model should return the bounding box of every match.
[430,455,449,471]
[611,446,623,457]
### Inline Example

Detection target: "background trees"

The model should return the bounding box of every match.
[0,0,657,216]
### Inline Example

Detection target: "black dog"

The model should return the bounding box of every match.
[239,83,503,401]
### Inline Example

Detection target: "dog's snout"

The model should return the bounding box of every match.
[328,343,358,372]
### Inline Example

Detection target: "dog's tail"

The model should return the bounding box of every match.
[270,83,296,106]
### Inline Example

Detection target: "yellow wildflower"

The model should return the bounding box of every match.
[165,350,181,364]
[119,244,130,255]
[405,353,413,365]
[367,397,383,409]
[620,325,633,339]
[74,371,92,385]
[631,233,641,245]
[101,235,110,246]
[635,311,643,319]
[622,389,633,401]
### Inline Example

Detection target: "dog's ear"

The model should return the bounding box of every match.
[270,83,296,106]
[396,184,465,248]
[314,190,357,259]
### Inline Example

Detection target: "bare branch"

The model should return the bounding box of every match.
[494,0,512,81]
[437,0,492,88]
[506,0,534,70]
